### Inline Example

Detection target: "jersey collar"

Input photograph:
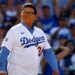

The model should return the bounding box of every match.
[21,22,35,34]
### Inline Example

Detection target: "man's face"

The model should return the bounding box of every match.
[43,8,50,17]
[21,7,37,26]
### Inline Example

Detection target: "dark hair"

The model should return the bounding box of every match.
[21,3,37,15]
[42,5,50,10]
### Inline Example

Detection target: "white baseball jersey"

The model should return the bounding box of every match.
[1,23,51,75]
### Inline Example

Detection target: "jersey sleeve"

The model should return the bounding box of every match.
[1,29,15,51]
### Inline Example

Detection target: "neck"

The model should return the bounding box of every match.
[22,21,33,28]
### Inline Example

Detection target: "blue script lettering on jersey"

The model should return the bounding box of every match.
[20,36,45,48]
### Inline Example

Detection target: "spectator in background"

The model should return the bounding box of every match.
[0,3,7,12]
[50,14,70,49]
[39,5,58,40]
[3,3,20,28]
[32,0,54,16]
[5,4,18,22]
[63,40,75,75]
[69,20,75,45]
[69,7,75,20]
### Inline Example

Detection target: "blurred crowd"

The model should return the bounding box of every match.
[0,0,75,75]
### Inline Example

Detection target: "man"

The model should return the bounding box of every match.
[39,5,58,40]
[0,3,60,75]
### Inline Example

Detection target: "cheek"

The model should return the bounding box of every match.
[21,14,28,21]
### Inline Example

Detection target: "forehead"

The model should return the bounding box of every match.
[22,7,34,12]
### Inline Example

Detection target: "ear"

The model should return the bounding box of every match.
[21,11,23,16]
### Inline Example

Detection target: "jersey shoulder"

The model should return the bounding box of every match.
[34,26,47,39]
[8,23,22,32]
[34,26,44,33]
[10,23,22,30]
